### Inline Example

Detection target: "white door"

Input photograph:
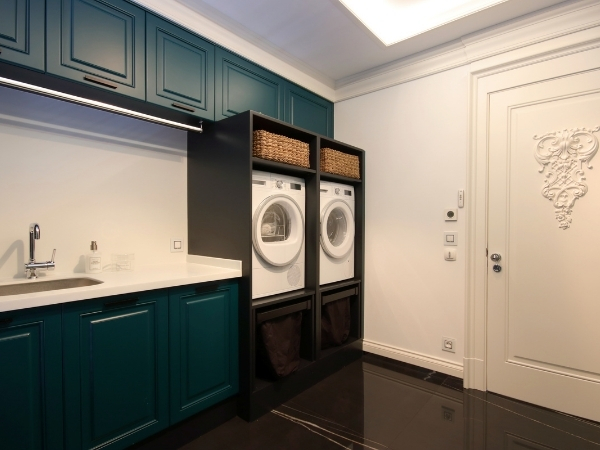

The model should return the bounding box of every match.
[487,66,600,422]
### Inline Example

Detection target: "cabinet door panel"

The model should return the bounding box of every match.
[146,14,214,120]
[64,293,168,450]
[0,307,63,450]
[215,47,283,121]
[170,282,239,423]
[85,310,156,440]
[47,0,146,99]
[285,83,334,137]
[0,323,43,450]
[0,0,44,70]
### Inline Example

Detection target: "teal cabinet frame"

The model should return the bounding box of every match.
[46,0,146,99]
[63,291,169,450]
[0,0,45,71]
[284,82,334,137]
[0,305,63,450]
[215,47,284,121]
[169,281,239,424]
[146,14,215,121]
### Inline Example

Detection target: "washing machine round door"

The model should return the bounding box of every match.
[253,194,304,267]
[320,200,355,259]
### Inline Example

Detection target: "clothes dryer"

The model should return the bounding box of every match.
[252,171,305,298]
[320,181,355,285]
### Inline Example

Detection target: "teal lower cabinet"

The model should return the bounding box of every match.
[284,82,334,137]
[1,280,238,450]
[63,291,169,450]
[169,281,239,424]
[0,306,63,450]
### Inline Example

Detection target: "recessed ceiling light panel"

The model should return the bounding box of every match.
[339,0,509,46]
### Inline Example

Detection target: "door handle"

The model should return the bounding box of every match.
[84,75,118,89]
[171,102,196,113]
[490,254,502,272]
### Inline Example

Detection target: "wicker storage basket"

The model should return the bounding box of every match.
[320,148,360,179]
[253,130,310,168]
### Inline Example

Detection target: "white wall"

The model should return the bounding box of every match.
[0,87,188,280]
[335,66,469,374]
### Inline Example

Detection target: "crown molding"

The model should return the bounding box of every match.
[335,0,600,102]
[130,0,337,101]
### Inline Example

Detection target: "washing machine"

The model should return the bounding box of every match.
[320,181,355,285]
[252,171,305,298]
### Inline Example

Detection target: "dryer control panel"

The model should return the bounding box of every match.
[252,170,305,193]
[322,182,354,199]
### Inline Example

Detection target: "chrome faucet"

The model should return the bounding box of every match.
[25,223,56,279]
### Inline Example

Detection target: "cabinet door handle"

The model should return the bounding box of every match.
[0,318,14,326]
[84,75,118,89]
[171,102,196,113]
[104,297,138,308]
[195,283,219,294]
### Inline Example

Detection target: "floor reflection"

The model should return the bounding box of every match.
[180,354,600,449]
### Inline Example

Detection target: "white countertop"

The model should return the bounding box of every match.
[0,255,242,313]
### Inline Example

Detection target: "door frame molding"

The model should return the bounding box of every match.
[464,28,600,391]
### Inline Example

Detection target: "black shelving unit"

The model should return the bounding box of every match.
[188,111,365,421]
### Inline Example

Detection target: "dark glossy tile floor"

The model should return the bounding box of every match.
[180,353,600,449]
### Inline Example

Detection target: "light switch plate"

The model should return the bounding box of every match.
[170,238,183,253]
[444,232,457,246]
[444,248,457,261]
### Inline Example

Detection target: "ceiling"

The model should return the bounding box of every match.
[176,0,569,85]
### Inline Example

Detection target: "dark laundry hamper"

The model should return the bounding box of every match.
[321,297,351,349]
[257,311,303,379]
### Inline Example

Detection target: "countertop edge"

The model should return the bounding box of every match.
[0,262,242,313]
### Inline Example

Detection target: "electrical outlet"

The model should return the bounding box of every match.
[442,407,455,422]
[170,238,183,253]
[442,337,456,353]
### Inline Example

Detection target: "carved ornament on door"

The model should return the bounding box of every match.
[534,126,599,229]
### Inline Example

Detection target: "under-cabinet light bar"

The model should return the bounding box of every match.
[0,76,203,133]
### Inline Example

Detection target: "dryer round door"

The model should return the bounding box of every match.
[253,194,305,267]
[321,200,355,259]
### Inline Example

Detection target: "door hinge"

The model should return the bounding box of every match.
[486,248,488,257]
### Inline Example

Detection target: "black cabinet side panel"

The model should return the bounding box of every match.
[187,115,252,265]
[187,113,253,418]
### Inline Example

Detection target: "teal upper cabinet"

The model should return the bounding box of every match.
[46,0,146,99]
[169,281,239,424]
[63,291,169,450]
[284,82,334,137]
[215,47,284,121]
[0,306,63,450]
[0,0,45,71]
[146,14,214,121]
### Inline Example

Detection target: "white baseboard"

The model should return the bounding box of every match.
[363,340,464,379]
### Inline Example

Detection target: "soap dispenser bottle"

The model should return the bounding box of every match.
[86,241,102,274]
